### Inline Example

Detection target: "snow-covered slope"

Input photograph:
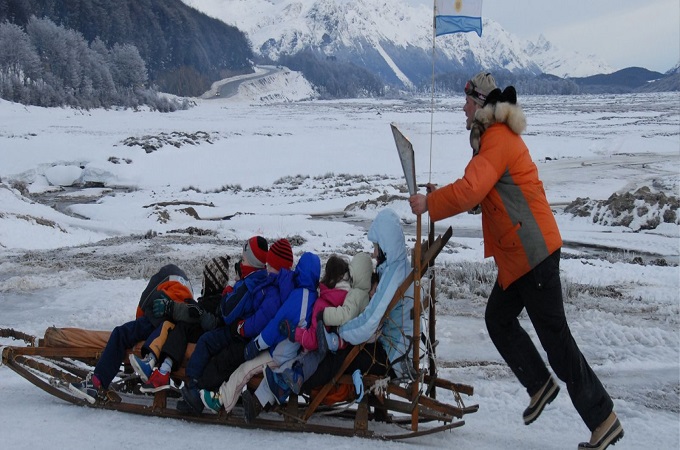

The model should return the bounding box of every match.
[525,35,613,78]
[201,66,318,103]
[182,0,613,85]
[666,61,680,75]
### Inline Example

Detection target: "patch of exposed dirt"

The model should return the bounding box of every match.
[565,186,679,230]
[121,131,219,154]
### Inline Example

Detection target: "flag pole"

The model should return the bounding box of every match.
[429,0,437,189]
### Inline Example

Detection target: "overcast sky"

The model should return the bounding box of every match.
[418,0,679,73]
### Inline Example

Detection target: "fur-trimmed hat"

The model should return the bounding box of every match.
[202,256,230,296]
[465,71,497,106]
[267,239,294,271]
[243,236,268,268]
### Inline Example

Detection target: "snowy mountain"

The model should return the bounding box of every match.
[182,0,612,86]
[666,61,680,75]
[524,35,613,79]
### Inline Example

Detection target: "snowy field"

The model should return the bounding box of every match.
[0,88,678,449]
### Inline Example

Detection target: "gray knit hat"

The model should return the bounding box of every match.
[243,236,268,269]
[465,72,497,106]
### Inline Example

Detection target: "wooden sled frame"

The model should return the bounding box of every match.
[1,220,478,440]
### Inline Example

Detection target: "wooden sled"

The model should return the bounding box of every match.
[1,224,478,440]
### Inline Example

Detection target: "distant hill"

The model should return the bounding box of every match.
[0,0,253,96]
[636,74,680,93]
[571,67,677,94]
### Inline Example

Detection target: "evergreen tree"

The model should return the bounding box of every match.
[109,43,147,89]
[0,20,42,103]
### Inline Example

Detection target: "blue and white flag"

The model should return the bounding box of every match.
[435,0,483,37]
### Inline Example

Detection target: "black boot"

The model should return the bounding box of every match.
[578,412,624,450]
[241,389,262,424]
[179,379,204,414]
[523,375,559,425]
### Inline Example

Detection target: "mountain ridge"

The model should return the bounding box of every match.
[182,0,616,86]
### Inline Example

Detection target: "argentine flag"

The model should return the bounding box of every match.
[435,0,483,37]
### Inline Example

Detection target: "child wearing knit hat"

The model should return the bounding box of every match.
[266,238,294,273]
[243,236,268,267]
[240,236,268,278]
[201,256,231,297]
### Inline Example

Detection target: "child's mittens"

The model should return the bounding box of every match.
[278,319,296,342]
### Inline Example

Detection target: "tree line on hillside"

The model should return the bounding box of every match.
[0,17,189,110]
[0,0,253,96]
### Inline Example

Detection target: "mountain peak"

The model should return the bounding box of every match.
[183,0,614,84]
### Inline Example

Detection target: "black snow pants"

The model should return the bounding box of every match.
[197,339,248,391]
[160,321,204,370]
[484,249,613,431]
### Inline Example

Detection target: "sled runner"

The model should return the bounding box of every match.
[1,225,477,440]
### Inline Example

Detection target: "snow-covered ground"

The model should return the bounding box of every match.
[0,88,678,449]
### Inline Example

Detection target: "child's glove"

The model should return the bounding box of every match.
[278,319,296,342]
[230,319,245,337]
[200,311,219,331]
[187,304,202,318]
[352,369,364,403]
[152,295,173,318]
[243,339,262,361]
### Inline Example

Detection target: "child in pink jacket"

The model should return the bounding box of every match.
[293,255,349,351]
[274,253,374,396]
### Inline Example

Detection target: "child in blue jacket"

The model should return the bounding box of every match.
[240,251,321,423]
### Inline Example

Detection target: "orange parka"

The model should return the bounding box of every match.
[427,101,562,289]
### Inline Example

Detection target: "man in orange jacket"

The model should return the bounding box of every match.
[409,72,623,450]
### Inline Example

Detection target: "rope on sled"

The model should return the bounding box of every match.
[368,377,390,397]
[0,328,37,346]
[1,328,37,368]
[419,268,440,373]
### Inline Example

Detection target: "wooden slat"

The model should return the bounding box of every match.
[423,375,475,397]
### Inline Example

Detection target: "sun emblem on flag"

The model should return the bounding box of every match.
[455,0,463,12]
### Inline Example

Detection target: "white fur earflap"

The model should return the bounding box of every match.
[474,102,526,135]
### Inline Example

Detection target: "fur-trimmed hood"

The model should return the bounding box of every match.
[470,101,527,155]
